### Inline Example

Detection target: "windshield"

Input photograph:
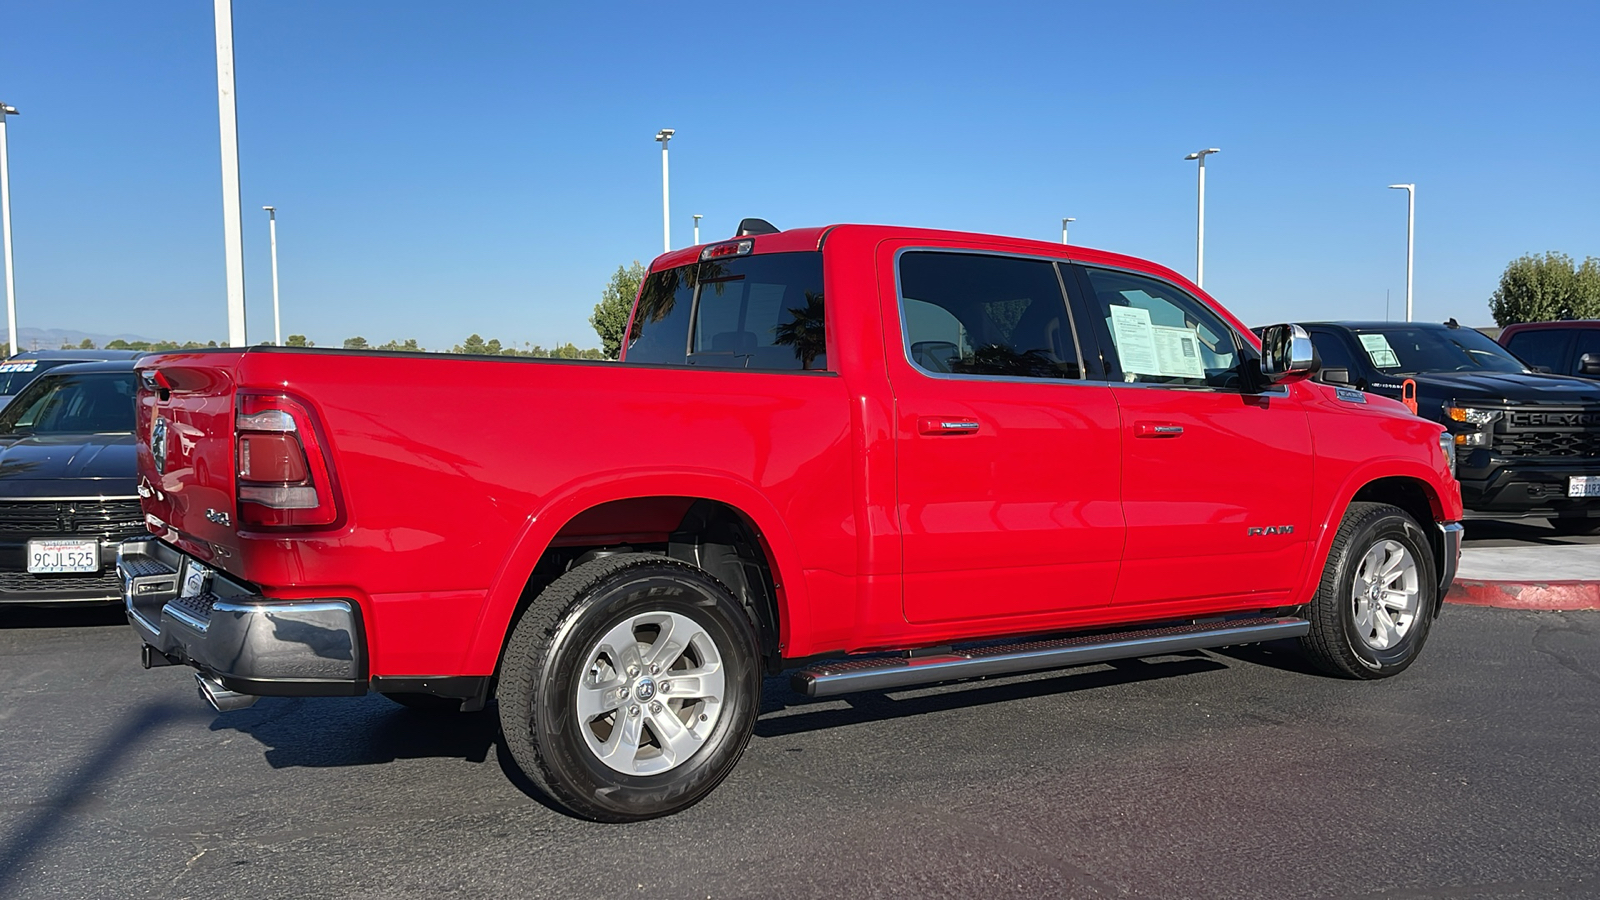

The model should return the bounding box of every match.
[0,359,81,395]
[0,371,137,435]
[1353,327,1528,375]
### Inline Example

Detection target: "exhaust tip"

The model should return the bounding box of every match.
[195,673,258,712]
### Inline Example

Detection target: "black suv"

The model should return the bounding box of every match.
[0,361,144,605]
[1296,320,1600,532]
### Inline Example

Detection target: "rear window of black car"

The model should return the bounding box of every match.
[626,251,826,371]
[0,372,137,435]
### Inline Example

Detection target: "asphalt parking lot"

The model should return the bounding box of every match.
[1,603,1596,900]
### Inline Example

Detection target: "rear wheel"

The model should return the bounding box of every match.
[1548,517,1600,536]
[1300,502,1437,679]
[498,553,761,822]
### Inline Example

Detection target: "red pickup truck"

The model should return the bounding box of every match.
[119,223,1462,821]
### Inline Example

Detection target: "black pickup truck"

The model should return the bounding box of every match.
[1299,321,1600,533]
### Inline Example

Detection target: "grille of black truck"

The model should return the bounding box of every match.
[0,569,122,594]
[1492,410,1600,459]
[0,499,144,535]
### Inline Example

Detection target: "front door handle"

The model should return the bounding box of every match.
[1134,422,1184,438]
[918,416,980,435]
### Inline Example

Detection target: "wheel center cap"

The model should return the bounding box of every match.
[634,677,656,702]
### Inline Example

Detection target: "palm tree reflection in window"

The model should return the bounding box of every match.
[772,292,826,369]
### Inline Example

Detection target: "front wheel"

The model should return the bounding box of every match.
[1300,502,1437,679]
[498,553,761,822]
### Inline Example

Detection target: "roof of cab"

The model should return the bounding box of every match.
[647,223,1202,296]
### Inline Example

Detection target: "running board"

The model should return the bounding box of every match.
[791,616,1309,698]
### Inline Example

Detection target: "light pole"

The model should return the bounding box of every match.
[214,0,247,346]
[1388,183,1415,322]
[654,129,674,253]
[693,214,702,246]
[1061,217,1075,245]
[1183,148,1220,288]
[0,102,18,357]
[263,206,281,346]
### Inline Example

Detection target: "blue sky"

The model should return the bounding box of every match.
[1,1,1596,349]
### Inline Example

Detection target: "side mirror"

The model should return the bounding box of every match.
[1534,365,1554,374]
[1580,353,1600,376]
[1258,323,1320,384]
[1319,367,1351,385]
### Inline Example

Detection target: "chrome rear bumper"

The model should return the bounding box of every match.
[117,537,366,697]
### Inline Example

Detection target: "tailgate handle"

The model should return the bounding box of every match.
[918,417,980,435]
[1135,422,1185,438]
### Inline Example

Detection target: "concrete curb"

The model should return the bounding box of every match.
[1446,579,1600,611]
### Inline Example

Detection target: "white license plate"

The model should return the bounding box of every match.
[1570,477,1600,498]
[27,539,101,574]
[181,562,213,599]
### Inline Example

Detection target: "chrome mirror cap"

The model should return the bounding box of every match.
[1259,323,1320,383]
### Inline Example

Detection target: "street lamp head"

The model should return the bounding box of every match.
[1062,217,1076,224]
[262,205,275,212]
[655,128,675,142]
[1184,148,1221,160]
[1388,183,1414,191]
[0,104,17,116]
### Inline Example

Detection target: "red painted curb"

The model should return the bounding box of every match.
[1446,579,1600,611]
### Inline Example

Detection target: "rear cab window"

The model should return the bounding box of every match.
[625,252,827,371]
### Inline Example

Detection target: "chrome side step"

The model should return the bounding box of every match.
[791,616,1309,698]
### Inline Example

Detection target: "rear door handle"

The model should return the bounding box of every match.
[1134,422,1185,438]
[918,416,980,435]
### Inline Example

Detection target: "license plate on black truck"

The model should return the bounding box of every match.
[27,539,100,573]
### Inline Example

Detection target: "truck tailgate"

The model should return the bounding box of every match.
[135,351,247,570]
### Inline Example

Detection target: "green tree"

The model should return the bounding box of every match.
[453,334,489,355]
[591,261,646,359]
[1489,252,1600,325]
[285,334,312,347]
[343,336,370,350]
[376,338,423,352]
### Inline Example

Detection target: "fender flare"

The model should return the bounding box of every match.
[460,468,811,673]
[1295,457,1451,603]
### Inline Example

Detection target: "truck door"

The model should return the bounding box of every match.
[1067,264,1315,608]
[885,248,1125,625]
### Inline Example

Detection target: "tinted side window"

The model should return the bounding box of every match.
[898,252,1080,379]
[690,253,826,371]
[1504,329,1570,372]
[1571,331,1600,375]
[1308,329,1358,379]
[627,268,697,365]
[1080,267,1244,390]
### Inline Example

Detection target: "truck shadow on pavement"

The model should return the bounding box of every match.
[203,652,1242,772]
[208,694,500,768]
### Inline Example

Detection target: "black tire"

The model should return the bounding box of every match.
[1548,517,1600,536]
[380,692,469,714]
[1300,502,1437,679]
[497,553,761,822]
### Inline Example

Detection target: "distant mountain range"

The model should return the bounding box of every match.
[5,326,166,351]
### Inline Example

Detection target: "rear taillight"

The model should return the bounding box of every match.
[235,392,341,528]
